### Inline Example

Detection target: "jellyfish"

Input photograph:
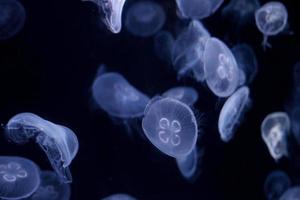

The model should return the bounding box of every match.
[0,0,26,40]
[203,37,240,97]
[82,0,126,33]
[0,156,40,200]
[92,72,150,118]
[162,86,199,106]
[125,1,165,37]
[142,97,198,158]
[218,86,251,142]
[279,186,300,200]
[102,194,137,200]
[5,113,79,183]
[261,112,290,161]
[255,1,288,49]
[28,171,71,200]
[175,0,224,20]
[154,31,174,65]
[264,170,291,200]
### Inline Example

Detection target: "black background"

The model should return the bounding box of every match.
[0,0,300,199]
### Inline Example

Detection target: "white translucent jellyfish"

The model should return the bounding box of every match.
[102,193,137,200]
[0,0,26,40]
[175,0,224,20]
[142,97,198,158]
[203,37,240,97]
[154,31,174,65]
[92,72,150,118]
[255,1,288,49]
[0,156,40,200]
[82,0,126,33]
[279,186,300,200]
[162,86,198,106]
[218,86,251,142]
[264,170,291,200]
[5,113,79,183]
[261,112,290,161]
[125,1,165,37]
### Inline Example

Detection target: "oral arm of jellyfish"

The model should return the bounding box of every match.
[261,112,290,161]
[264,170,291,200]
[203,37,240,97]
[255,1,288,49]
[218,86,251,142]
[0,156,41,200]
[279,186,300,200]
[92,72,150,119]
[5,113,79,183]
[142,97,198,158]
[162,86,199,106]
[82,0,126,33]
[102,194,137,200]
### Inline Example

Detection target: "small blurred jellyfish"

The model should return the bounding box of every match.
[292,61,300,95]
[0,0,26,40]
[125,1,165,37]
[264,170,291,200]
[102,193,137,200]
[172,20,210,81]
[175,0,224,20]
[142,97,198,158]
[0,156,40,200]
[279,186,300,200]
[162,86,198,106]
[218,86,251,142]
[82,0,126,33]
[154,31,174,65]
[28,171,71,200]
[92,72,150,119]
[255,1,288,49]
[5,113,79,183]
[231,43,258,85]
[203,37,240,97]
[261,112,290,161]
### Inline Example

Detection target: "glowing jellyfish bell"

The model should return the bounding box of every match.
[264,170,291,200]
[279,186,300,200]
[0,156,40,200]
[5,113,79,183]
[255,1,288,49]
[162,86,199,106]
[142,97,198,158]
[102,193,137,200]
[261,112,290,161]
[125,1,166,37]
[203,37,240,97]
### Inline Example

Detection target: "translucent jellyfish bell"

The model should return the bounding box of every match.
[261,112,290,161]
[0,156,40,200]
[102,193,137,200]
[92,72,150,118]
[142,97,198,158]
[218,86,251,142]
[203,37,240,97]
[162,86,199,106]
[0,0,26,40]
[154,31,174,65]
[264,170,291,200]
[279,186,300,200]
[125,1,166,37]
[5,113,79,183]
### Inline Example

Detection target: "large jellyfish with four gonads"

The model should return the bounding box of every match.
[264,170,291,200]
[102,193,137,200]
[82,0,126,33]
[279,186,300,200]
[0,156,40,200]
[162,86,199,106]
[142,97,198,158]
[261,112,290,161]
[218,86,251,142]
[203,37,240,97]
[5,113,79,183]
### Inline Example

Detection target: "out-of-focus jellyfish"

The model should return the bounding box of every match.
[261,112,290,161]
[0,0,26,40]
[5,113,79,183]
[290,107,300,146]
[102,193,137,200]
[162,86,198,106]
[0,156,40,200]
[125,1,165,37]
[218,86,251,142]
[264,170,291,200]
[175,0,224,20]
[203,37,240,97]
[82,0,126,33]
[292,61,300,95]
[231,44,258,85]
[255,1,288,49]
[142,97,198,158]
[28,171,71,200]
[154,31,174,65]
[92,72,150,118]
[279,186,300,200]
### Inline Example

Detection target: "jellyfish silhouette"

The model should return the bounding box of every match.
[162,86,199,106]
[154,31,174,65]
[264,170,291,200]
[0,156,40,200]
[279,186,300,200]
[102,193,137,200]
[142,97,198,158]
[5,113,79,183]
